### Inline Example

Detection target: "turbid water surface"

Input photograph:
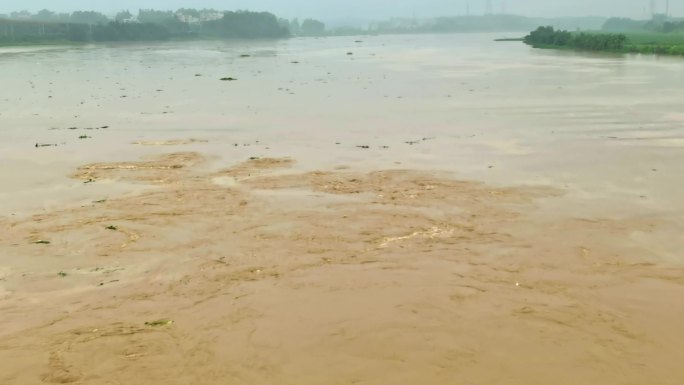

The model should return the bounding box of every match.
[1,34,684,384]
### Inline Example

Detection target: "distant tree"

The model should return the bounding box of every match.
[0,7,293,45]
[177,8,200,19]
[10,11,33,20]
[67,24,90,41]
[277,18,290,32]
[54,13,71,23]
[93,21,170,41]
[34,9,55,21]
[301,19,325,36]
[137,9,176,24]
[289,18,301,35]
[525,26,627,52]
[115,10,133,23]
[198,9,223,22]
[70,11,109,25]
[204,11,289,38]
[137,9,188,34]
[138,9,188,35]
[602,17,647,32]
[663,21,684,33]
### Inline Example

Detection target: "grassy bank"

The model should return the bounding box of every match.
[525,26,684,56]
[623,32,684,55]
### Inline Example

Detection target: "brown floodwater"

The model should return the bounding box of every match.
[3,34,683,255]
[2,34,683,216]
[1,34,684,385]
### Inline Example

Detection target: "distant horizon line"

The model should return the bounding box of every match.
[0,8,680,25]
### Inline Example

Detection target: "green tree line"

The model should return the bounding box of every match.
[603,16,684,33]
[0,9,293,44]
[524,26,627,51]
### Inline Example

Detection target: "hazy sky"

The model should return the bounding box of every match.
[1,0,681,20]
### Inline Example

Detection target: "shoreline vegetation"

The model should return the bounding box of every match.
[2,8,684,59]
[524,15,684,56]
[1,10,607,47]
[524,26,684,56]
[0,10,291,45]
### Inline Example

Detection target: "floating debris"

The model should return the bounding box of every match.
[132,139,208,146]
[145,319,174,327]
[220,77,238,81]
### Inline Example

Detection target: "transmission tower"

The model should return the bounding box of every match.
[666,0,670,17]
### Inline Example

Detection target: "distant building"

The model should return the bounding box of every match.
[200,11,223,22]
[175,13,198,24]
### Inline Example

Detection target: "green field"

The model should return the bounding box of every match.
[624,31,684,44]
[575,31,684,55]
[619,32,684,55]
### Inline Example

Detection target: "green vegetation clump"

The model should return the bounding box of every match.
[202,11,289,38]
[525,26,627,51]
[145,319,173,327]
[524,26,684,56]
[301,19,326,36]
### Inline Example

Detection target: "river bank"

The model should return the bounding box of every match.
[525,26,684,56]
